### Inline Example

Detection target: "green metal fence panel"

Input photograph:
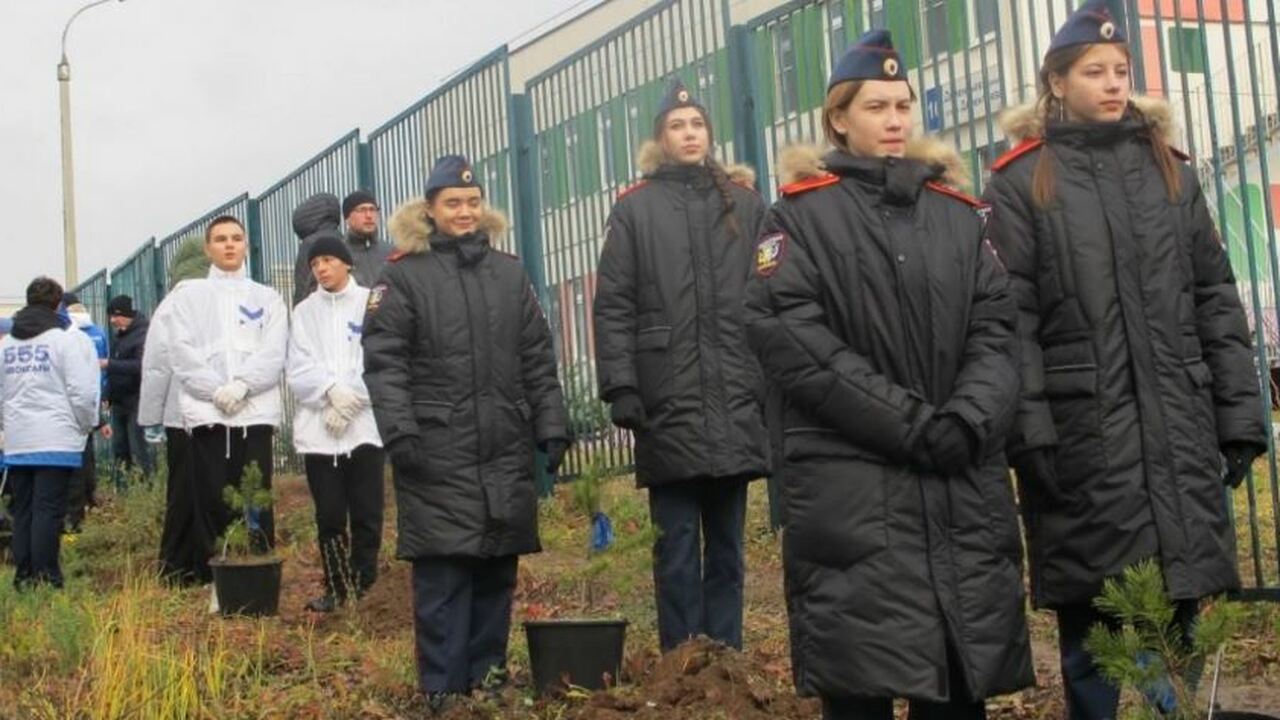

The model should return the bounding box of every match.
[108,240,159,316]
[254,130,362,305]
[155,193,252,295]
[367,47,518,255]
[526,0,733,479]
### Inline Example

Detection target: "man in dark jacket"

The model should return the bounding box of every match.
[105,295,153,480]
[294,191,392,304]
[363,156,568,713]
[292,193,343,306]
[593,80,770,654]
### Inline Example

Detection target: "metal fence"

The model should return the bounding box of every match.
[67,0,1280,595]
[368,48,519,254]
[526,0,732,477]
[156,193,253,291]
[108,240,159,316]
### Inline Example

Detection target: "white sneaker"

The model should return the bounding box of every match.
[207,584,220,614]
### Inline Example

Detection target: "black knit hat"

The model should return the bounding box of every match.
[342,190,379,219]
[107,295,136,318]
[307,232,354,267]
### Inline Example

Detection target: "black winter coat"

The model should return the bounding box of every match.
[362,207,568,560]
[983,99,1265,608]
[594,147,770,487]
[105,314,149,405]
[744,144,1034,702]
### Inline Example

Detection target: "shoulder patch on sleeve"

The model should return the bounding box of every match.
[754,232,788,277]
[780,173,840,197]
[366,283,388,314]
[615,180,649,201]
[991,138,1044,172]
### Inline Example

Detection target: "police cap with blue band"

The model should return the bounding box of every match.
[828,29,908,91]
[1048,0,1126,54]
[425,154,483,200]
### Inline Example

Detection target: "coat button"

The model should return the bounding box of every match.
[897,254,906,263]
[1095,162,1104,172]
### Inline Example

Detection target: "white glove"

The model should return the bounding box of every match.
[325,383,363,420]
[323,406,350,437]
[213,380,250,416]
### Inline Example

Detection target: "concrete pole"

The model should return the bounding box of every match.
[58,57,77,286]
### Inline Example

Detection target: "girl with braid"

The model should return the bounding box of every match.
[594,78,770,653]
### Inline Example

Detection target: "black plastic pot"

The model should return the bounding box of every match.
[209,557,283,617]
[524,619,627,696]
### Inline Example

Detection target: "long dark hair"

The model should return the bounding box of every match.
[653,108,741,241]
[1032,44,1182,207]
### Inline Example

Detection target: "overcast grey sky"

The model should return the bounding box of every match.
[0,0,590,300]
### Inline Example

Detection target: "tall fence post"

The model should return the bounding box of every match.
[358,141,376,195]
[247,198,265,285]
[510,91,554,496]
[728,22,765,181]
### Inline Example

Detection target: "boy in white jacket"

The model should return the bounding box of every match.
[288,233,385,612]
[165,216,288,580]
[0,278,100,589]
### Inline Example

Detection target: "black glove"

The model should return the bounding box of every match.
[609,392,647,432]
[542,439,570,475]
[921,415,977,470]
[1011,448,1067,510]
[1222,442,1264,489]
[387,437,423,472]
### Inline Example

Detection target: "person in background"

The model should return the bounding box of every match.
[288,232,385,613]
[291,192,342,307]
[104,295,153,483]
[1,277,99,589]
[61,292,110,532]
[141,237,211,586]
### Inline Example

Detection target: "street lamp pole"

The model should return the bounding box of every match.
[58,0,123,287]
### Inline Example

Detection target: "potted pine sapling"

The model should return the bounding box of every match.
[1084,560,1277,720]
[208,462,283,617]
[524,455,631,697]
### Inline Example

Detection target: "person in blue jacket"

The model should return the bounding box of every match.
[61,293,110,532]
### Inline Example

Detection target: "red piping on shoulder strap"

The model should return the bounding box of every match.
[387,249,409,263]
[1169,146,1191,162]
[991,138,1044,172]
[924,181,987,209]
[779,173,839,197]
[615,180,649,201]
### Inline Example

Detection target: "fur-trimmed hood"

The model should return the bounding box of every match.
[999,95,1176,143]
[387,199,509,254]
[776,136,972,191]
[636,140,759,189]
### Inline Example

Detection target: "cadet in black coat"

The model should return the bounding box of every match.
[981,3,1265,718]
[593,79,770,653]
[362,155,569,712]
[744,31,1033,720]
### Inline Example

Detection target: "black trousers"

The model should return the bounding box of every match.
[821,643,986,720]
[647,477,749,652]
[411,555,519,694]
[9,466,72,589]
[187,425,274,582]
[303,445,385,598]
[159,428,202,585]
[65,436,96,531]
[110,398,154,482]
